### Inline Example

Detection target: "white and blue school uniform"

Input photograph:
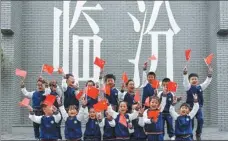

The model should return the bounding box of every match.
[21,87,50,139]
[62,79,79,109]
[183,75,212,135]
[99,117,116,141]
[143,96,167,141]
[84,118,102,141]
[107,105,139,140]
[169,102,199,141]
[59,105,87,140]
[29,110,61,140]
[130,117,147,141]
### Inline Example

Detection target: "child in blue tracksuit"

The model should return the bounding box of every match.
[62,73,79,109]
[21,77,50,139]
[169,94,199,141]
[85,80,98,109]
[157,78,182,140]
[143,96,167,141]
[119,79,137,113]
[141,63,158,108]
[100,111,116,141]
[183,66,212,140]
[107,101,139,141]
[104,74,121,111]
[130,106,147,141]
[58,97,88,141]
[27,103,61,141]
[83,108,103,141]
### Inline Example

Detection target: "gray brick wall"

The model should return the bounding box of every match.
[1,0,227,132]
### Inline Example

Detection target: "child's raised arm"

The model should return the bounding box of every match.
[141,62,148,88]
[61,78,68,92]
[200,66,213,91]
[59,105,68,121]
[189,94,199,119]
[29,111,42,124]
[169,96,179,120]
[108,118,116,127]
[21,82,34,98]
[77,106,88,122]
[183,67,191,91]
[53,110,61,123]
[128,109,139,121]
[107,105,118,119]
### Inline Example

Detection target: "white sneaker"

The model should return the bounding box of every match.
[170,136,175,140]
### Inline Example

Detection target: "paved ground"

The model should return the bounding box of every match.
[1,126,228,140]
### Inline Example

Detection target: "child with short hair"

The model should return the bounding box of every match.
[141,62,158,108]
[27,103,61,141]
[169,94,199,141]
[157,78,182,140]
[58,97,88,141]
[183,66,213,140]
[107,101,140,141]
[104,74,120,111]
[62,73,79,109]
[85,80,98,109]
[143,96,167,141]
[21,77,50,139]
[83,108,103,141]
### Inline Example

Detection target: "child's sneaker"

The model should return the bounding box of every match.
[196,134,201,141]
[170,136,175,140]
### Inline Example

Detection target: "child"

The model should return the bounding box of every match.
[143,96,167,141]
[48,80,63,140]
[83,108,103,141]
[21,77,50,139]
[100,111,116,141]
[85,80,98,109]
[58,97,88,141]
[130,106,147,141]
[169,94,199,141]
[119,79,137,113]
[183,66,213,140]
[27,103,61,141]
[157,78,181,140]
[141,62,158,108]
[107,101,140,141]
[104,74,121,111]
[62,73,79,109]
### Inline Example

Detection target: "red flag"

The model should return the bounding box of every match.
[147,110,160,122]
[122,72,128,83]
[167,81,178,92]
[148,54,157,60]
[185,49,191,61]
[58,67,63,74]
[151,79,160,89]
[119,114,127,127]
[134,90,140,103]
[42,64,54,75]
[144,97,150,107]
[19,98,30,107]
[76,90,84,100]
[87,86,99,100]
[94,57,105,69]
[15,68,27,78]
[93,100,108,112]
[43,95,56,106]
[104,85,111,96]
[204,53,214,65]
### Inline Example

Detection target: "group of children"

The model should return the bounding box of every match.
[20,63,213,141]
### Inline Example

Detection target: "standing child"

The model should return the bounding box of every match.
[21,77,50,140]
[85,80,98,109]
[183,66,213,140]
[100,111,116,141]
[169,94,199,141]
[130,106,147,141]
[143,96,167,141]
[62,73,79,109]
[119,79,137,113]
[58,97,88,141]
[104,74,121,111]
[48,80,63,140]
[27,103,61,141]
[141,62,158,108]
[83,108,103,141]
[107,101,140,141]
[157,78,181,140]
